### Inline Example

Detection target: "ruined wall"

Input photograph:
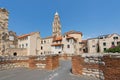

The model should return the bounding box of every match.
[102,55,120,80]
[72,53,120,80]
[7,48,27,56]
[0,55,59,70]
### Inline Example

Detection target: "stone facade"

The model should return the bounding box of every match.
[18,32,41,56]
[87,33,120,53]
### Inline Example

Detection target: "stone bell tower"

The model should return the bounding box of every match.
[52,12,61,36]
[0,8,9,55]
[0,8,9,33]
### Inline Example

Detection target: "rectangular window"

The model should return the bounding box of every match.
[67,39,69,42]
[104,48,107,51]
[67,45,70,48]
[92,45,95,47]
[41,41,43,44]
[116,37,118,39]
[10,45,15,48]
[9,36,14,41]
[117,42,120,45]
[26,43,28,47]
[103,42,106,46]
[112,42,114,45]
[41,46,43,50]
[44,40,46,44]
[113,37,119,40]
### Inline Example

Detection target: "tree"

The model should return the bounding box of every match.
[105,45,120,53]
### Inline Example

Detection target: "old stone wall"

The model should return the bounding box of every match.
[0,56,29,70]
[46,55,59,70]
[72,53,120,80]
[102,55,120,80]
[0,55,59,70]
[59,54,72,60]
[7,48,27,56]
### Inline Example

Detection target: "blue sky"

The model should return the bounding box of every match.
[0,0,120,39]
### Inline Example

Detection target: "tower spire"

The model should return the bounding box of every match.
[52,12,61,36]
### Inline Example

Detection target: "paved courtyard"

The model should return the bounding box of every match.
[0,60,99,80]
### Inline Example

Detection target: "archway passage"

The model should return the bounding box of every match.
[13,52,17,56]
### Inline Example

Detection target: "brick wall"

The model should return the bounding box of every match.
[72,56,83,75]
[46,55,59,70]
[0,55,59,70]
[102,55,120,80]
[72,54,120,80]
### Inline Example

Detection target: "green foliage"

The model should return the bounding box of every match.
[105,46,120,53]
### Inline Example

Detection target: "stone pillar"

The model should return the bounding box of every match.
[29,56,36,69]
[72,55,84,75]
[103,55,120,80]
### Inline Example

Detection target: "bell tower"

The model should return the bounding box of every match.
[52,12,61,36]
[0,8,9,33]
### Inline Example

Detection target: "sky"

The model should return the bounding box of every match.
[0,0,120,39]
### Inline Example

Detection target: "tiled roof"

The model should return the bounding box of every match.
[87,33,120,40]
[18,32,37,39]
[64,30,83,36]
[53,36,62,42]
[42,36,53,39]
[66,36,77,41]
[51,43,63,46]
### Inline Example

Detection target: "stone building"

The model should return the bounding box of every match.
[87,33,120,53]
[0,8,18,56]
[0,8,84,56]
[17,32,41,56]
[40,12,83,55]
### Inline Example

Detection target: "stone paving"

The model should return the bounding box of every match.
[0,60,99,80]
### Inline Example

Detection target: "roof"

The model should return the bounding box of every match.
[51,43,63,46]
[82,40,87,43]
[87,33,120,40]
[42,36,53,39]
[66,36,77,41]
[64,30,83,36]
[18,32,38,39]
[53,36,62,42]
[97,34,110,38]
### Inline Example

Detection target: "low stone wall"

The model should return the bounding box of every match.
[59,54,72,60]
[72,53,120,80]
[102,55,120,80]
[0,55,59,70]
[0,56,29,70]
